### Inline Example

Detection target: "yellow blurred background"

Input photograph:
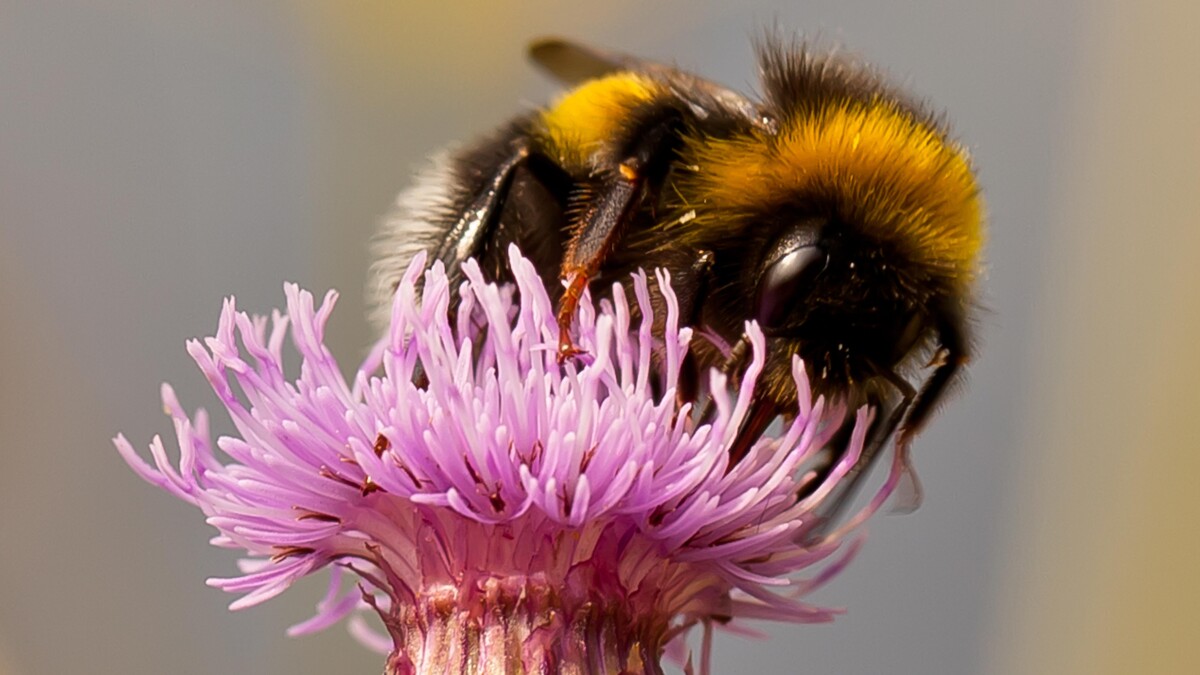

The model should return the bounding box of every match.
[1,1,1197,673]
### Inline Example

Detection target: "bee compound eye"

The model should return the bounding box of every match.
[755,245,826,327]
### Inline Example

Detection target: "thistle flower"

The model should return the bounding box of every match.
[116,246,899,674]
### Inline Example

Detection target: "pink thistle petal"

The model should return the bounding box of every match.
[117,245,897,667]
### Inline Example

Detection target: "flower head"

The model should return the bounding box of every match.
[117,246,898,673]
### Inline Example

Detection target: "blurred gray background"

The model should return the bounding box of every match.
[2,1,1197,674]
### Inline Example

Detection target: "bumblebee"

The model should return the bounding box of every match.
[370,36,984,515]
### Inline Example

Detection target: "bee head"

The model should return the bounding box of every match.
[750,212,932,394]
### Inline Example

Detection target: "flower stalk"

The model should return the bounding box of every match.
[381,575,664,675]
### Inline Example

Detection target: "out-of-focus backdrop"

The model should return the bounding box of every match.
[2,2,1197,674]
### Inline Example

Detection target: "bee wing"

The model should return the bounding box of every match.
[889,462,924,514]
[529,37,764,125]
[528,37,638,84]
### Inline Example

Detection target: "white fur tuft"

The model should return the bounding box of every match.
[367,150,460,330]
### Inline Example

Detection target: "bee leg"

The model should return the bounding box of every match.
[676,250,715,407]
[803,377,913,538]
[404,141,530,391]
[695,332,780,468]
[433,142,531,278]
[555,180,637,361]
[727,394,779,467]
[556,109,685,362]
[841,374,914,507]
[811,327,970,541]
[891,320,971,511]
[698,330,751,425]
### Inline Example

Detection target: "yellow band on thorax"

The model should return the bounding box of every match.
[537,73,662,171]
